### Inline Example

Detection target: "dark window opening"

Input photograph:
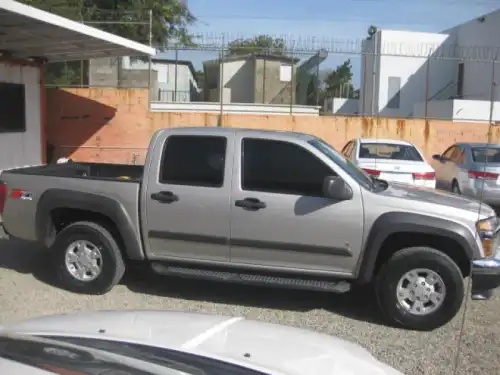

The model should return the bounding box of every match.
[457,63,464,98]
[0,82,26,133]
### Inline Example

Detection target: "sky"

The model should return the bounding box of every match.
[160,0,499,88]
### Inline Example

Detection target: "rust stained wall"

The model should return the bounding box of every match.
[46,87,495,164]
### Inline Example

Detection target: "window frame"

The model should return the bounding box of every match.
[441,145,457,160]
[341,140,354,158]
[0,81,27,134]
[240,137,336,197]
[158,134,228,188]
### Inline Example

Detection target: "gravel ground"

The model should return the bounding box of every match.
[0,237,499,375]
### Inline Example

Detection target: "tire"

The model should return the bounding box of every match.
[375,247,464,331]
[52,221,126,295]
[452,180,461,195]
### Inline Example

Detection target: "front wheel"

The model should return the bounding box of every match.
[375,247,464,331]
[52,221,126,295]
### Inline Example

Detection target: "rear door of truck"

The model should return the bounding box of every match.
[141,129,233,263]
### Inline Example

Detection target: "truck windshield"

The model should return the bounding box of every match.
[308,138,374,190]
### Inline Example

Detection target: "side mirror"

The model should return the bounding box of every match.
[322,176,353,201]
[432,154,442,161]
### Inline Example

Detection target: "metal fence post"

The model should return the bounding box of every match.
[218,34,225,127]
[290,49,295,115]
[488,56,498,144]
[424,55,431,120]
[174,47,179,102]
[147,8,153,110]
[370,33,378,116]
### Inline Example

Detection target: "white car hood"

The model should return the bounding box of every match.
[0,310,403,375]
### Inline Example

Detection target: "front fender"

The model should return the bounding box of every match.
[356,212,477,283]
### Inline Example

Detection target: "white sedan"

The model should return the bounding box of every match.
[341,138,436,188]
[0,310,402,375]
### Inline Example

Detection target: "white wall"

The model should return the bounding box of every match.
[360,10,500,120]
[444,9,500,102]
[375,30,455,117]
[0,62,41,171]
[413,100,455,120]
[324,98,359,115]
[413,99,500,122]
[151,102,320,115]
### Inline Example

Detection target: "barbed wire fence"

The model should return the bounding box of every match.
[44,16,499,123]
[36,4,499,127]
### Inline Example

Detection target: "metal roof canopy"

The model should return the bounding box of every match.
[0,0,156,63]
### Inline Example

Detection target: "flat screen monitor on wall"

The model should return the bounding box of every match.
[0,82,26,133]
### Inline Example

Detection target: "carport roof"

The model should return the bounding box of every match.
[0,0,156,63]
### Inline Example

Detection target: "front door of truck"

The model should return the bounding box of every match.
[229,135,364,275]
[143,131,233,263]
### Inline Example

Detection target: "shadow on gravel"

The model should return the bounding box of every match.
[122,268,388,327]
[0,238,56,284]
[0,238,388,327]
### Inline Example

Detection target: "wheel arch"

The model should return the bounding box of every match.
[357,212,476,283]
[35,189,145,260]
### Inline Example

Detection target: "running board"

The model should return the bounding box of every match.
[150,263,351,293]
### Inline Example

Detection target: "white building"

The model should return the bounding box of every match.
[123,57,200,102]
[359,9,500,122]
[0,0,154,171]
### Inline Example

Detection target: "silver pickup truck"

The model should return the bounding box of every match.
[1,127,500,331]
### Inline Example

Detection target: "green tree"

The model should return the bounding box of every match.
[322,59,358,99]
[21,0,196,47]
[227,35,286,56]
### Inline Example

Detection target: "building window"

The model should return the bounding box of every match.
[457,63,464,98]
[280,64,292,82]
[387,76,401,109]
[0,82,26,133]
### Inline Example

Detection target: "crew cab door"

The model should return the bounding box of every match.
[142,131,233,262]
[229,135,364,275]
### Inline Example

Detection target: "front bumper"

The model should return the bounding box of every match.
[471,258,500,292]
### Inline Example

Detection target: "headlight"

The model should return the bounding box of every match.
[476,216,499,257]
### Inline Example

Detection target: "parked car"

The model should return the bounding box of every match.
[0,310,403,375]
[432,142,500,207]
[1,127,500,331]
[341,138,436,188]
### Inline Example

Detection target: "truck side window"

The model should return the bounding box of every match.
[159,135,227,187]
[241,138,334,197]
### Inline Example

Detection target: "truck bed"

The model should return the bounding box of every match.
[4,162,144,182]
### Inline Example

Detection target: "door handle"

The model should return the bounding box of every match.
[151,191,179,204]
[235,197,266,211]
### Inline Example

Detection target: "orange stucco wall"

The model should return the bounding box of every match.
[46,87,498,164]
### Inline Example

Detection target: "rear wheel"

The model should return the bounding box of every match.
[52,221,125,295]
[375,246,464,331]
